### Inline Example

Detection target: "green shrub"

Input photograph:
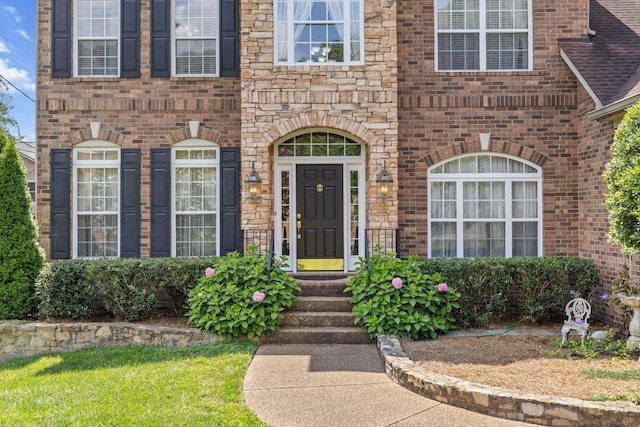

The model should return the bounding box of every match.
[35,259,93,319]
[186,248,300,339]
[153,256,215,313]
[89,258,160,321]
[420,257,599,327]
[604,99,640,254]
[0,137,45,319]
[420,257,512,327]
[346,253,461,339]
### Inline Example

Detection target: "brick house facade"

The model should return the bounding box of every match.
[36,0,639,323]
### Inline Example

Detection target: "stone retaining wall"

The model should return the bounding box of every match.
[377,335,640,427]
[0,321,225,362]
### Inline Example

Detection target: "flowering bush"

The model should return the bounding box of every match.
[345,253,460,339]
[186,247,300,339]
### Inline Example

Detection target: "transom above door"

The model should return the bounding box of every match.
[274,131,366,272]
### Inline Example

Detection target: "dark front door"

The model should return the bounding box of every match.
[296,164,344,270]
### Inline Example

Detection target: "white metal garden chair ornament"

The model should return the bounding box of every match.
[561,297,591,347]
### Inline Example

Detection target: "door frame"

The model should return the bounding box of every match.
[274,157,366,273]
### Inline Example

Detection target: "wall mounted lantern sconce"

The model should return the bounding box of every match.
[376,160,393,199]
[245,161,262,199]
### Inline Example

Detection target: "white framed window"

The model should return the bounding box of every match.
[75,0,120,77]
[435,0,532,71]
[172,140,220,256]
[173,0,219,76]
[73,142,120,258]
[275,0,363,65]
[428,154,542,258]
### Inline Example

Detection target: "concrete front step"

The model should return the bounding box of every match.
[261,327,372,344]
[295,281,350,297]
[290,296,353,312]
[281,311,357,328]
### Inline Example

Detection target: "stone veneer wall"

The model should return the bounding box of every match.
[239,0,400,232]
[378,335,640,427]
[0,322,225,362]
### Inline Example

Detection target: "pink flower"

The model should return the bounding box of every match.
[253,291,266,302]
[437,283,448,292]
[392,277,403,289]
[205,267,215,278]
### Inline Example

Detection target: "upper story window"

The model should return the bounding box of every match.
[75,0,120,76]
[428,154,542,258]
[275,0,363,65]
[174,0,219,76]
[73,143,120,258]
[435,0,532,71]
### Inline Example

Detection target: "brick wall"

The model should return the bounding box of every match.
[395,0,588,257]
[36,0,241,258]
[575,84,632,325]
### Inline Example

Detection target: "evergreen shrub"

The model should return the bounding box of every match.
[0,137,45,319]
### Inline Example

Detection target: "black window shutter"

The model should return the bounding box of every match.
[150,148,171,256]
[151,0,171,77]
[220,147,241,254]
[121,0,140,78]
[219,0,239,77]
[120,149,141,257]
[50,149,71,258]
[51,0,71,78]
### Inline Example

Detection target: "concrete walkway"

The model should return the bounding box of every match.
[243,343,535,427]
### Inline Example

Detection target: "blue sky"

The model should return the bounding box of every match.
[0,2,36,141]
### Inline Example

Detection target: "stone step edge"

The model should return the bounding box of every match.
[377,335,640,427]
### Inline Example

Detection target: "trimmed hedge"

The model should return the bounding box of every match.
[36,256,216,321]
[419,257,600,328]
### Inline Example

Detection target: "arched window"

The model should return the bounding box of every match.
[428,154,542,258]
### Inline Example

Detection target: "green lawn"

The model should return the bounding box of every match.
[0,343,268,427]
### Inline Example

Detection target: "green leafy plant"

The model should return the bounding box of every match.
[186,248,300,339]
[420,257,598,327]
[604,100,640,256]
[345,253,461,339]
[551,329,637,360]
[35,259,93,319]
[0,136,45,319]
[89,258,160,321]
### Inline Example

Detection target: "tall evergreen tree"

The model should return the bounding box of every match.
[0,134,45,318]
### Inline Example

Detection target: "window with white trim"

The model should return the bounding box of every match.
[75,0,120,76]
[73,145,120,258]
[275,0,363,64]
[435,0,532,71]
[174,0,219,76]
[428,154,541,258]
[172,141,219,256]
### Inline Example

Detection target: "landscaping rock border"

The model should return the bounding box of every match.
[377,335,640,427]
[0,321,225,361]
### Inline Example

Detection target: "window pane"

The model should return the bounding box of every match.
[431,222,457,257]
[513,222,538,256]
[438,33,479,70]
[463,222,505,257]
